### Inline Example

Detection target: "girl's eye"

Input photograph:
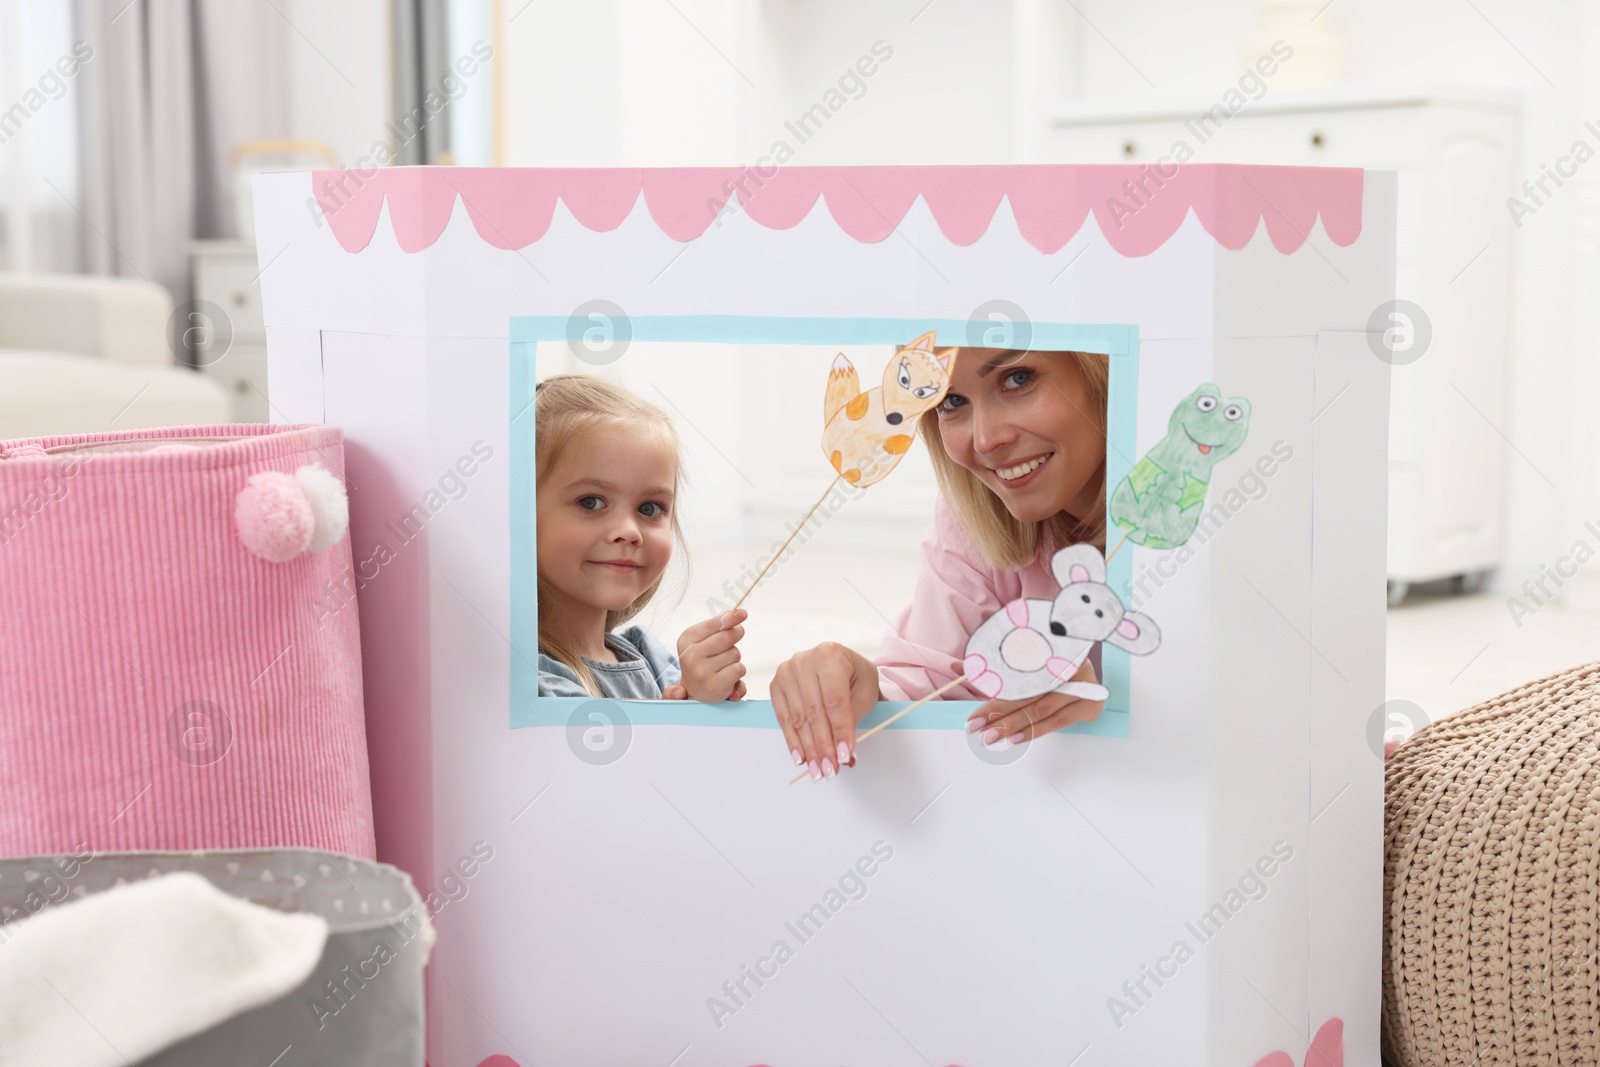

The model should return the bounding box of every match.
[638,501,666,518]
[937,392,967,414]
[897,362,911,389]
[1197,395,1218,412]
[577,495,604,511]
[1003,368,1033,389]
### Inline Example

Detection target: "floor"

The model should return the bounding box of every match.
[1386,581,1600,728]
[636,534,1600,712]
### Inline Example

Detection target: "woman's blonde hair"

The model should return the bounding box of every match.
[535,373,685,696]
[918,350,1110,570]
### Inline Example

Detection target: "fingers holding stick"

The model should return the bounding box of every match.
[787,675,968,784]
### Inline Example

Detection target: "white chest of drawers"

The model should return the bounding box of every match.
[190,239,269,423]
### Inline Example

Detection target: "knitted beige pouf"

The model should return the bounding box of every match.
[1383,660,1600,1066]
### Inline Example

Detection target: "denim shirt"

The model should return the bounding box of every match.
[537,625,682,700]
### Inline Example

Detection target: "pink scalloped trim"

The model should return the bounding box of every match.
[1253,1017,1343,1067]
[312,165,1362,258]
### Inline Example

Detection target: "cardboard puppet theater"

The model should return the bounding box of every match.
[254,164,1392,1067]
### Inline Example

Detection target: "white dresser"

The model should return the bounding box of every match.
[1043,84,1518,602]
[190,240,269,423]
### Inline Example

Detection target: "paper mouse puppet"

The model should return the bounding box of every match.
[961,543,1161,703]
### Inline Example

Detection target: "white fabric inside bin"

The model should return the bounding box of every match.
[0,871,328,1067]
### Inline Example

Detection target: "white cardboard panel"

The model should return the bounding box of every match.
[1207,336,1318,1065]
[317,332,439,891]
[1309,331,1391,1066]
[252,167,1392,1067]
[262,325,325,425]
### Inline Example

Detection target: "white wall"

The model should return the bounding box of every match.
[501,0,748,165]
[1036,0,1585,596]
[282,0,395,168]
[754,0,1018,164]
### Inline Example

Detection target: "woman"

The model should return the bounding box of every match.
[771,346,1110,782]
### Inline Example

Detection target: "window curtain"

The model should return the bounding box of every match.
[393,0,453,165]
[71,0,288,305]
[0,0,83,274]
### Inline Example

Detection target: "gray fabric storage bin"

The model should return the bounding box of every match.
[0,848,430,1065]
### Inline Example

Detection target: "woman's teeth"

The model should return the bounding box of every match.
[996,454,1051,481]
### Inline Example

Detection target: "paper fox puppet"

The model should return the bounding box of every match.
[820,331,957,488]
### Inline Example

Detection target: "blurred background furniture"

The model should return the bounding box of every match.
[187,140,342,424]
[1044,84,1519,604]
[190,241,269,422]
[1383,658,1600,1065]
[0,273,229,439]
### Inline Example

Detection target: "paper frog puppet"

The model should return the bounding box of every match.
[821,331,956,488]
[962,544,1161,702]
[1109,383,1251,550]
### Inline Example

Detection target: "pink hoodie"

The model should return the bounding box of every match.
[874,496,1073,701]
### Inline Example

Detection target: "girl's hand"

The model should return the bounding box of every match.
[674,608,747,703]
[966,657,1106,744]
[771,642,881,781]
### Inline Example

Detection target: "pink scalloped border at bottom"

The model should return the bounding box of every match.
[453,1016,1342,1067]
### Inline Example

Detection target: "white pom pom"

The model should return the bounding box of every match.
[295,463,349,553]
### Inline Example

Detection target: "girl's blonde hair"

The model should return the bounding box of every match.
[918,350,1110,571]
[535,373,685,696]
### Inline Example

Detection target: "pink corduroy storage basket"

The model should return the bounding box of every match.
[0,423,375,859]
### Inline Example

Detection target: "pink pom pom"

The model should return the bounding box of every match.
[0,443,47,459]
[235,471,315,562]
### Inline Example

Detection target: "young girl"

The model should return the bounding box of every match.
[770,347,1110,780]
[535,375,746,702]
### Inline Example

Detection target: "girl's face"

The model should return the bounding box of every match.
[934,351,1105,524]
[537,423,676,622]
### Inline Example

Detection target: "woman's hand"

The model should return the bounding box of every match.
[771,641,881,781]
[671,608,747,703]
[966,657,1106,744]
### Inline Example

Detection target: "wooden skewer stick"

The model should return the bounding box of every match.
[732,474,844,612]
[788,674,969,784]
[1103,530,1130,564]
[854,675,969,744]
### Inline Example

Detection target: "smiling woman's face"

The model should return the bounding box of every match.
[932,349,1105,525]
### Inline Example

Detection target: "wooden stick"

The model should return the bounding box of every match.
[788,675,969,784]
[732,474,844,611]
[1103,530,1130,564]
